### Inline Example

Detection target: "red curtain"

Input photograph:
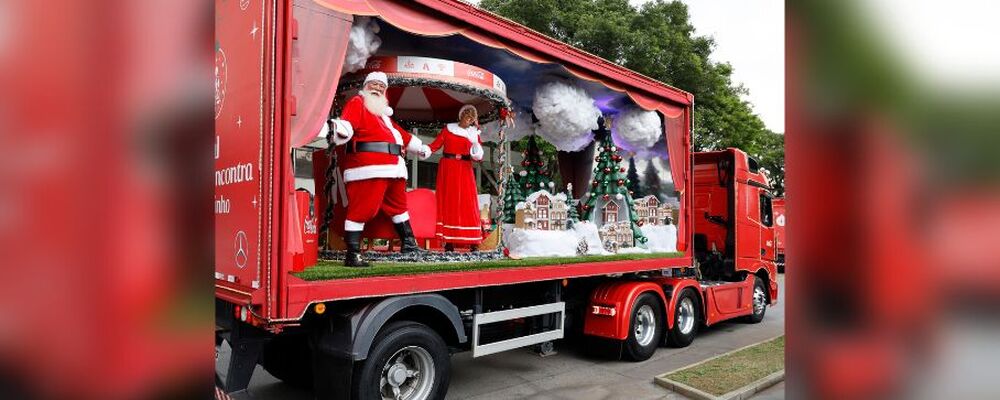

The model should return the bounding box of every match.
[289,0,353,147]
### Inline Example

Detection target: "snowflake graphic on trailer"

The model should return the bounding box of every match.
[215,46,227,119]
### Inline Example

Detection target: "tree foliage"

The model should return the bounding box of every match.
[480,0,785,196]
[626,157,642,197]
[642,161,662,200]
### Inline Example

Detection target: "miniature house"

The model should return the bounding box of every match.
[587,195,630,229]
[598,221,634,252]
[633,195,674,225]
[514,190,569,231]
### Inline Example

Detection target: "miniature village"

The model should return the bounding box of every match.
[501,134,678,258]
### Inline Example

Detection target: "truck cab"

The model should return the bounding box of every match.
[692,148,778,296]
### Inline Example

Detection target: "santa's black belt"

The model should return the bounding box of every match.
[443,153,473,161]
[346,141,402,155]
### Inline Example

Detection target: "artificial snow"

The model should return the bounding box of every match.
[505,228,579,258]
[343,17,382,74]
[572,221,610,255]
[524,189,566,204]
[641,224,678,253]
[504,221,610,258]
[612,107,662,152]
[532,82,600,152]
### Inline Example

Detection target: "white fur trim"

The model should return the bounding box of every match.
[446,123,481,142]
[470,142,484,161]
[406,136,424,154]
[419,145,432,160]
[381,115,404,145]
[343,158,408,182]
[344,220,365,231]
[364,71,388,85]
[391,212,410,223]
[329,119,354,145]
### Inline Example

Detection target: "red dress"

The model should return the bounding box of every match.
[428,123,484,244]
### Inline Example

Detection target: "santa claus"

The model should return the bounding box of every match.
[322,71,431,267]
[427,105,485,251]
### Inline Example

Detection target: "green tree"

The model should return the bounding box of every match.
[500,172,525,224]
[580,130,646,244]
[517,136,556,193]
[564,185,579,229]
[480,0,785,194]
[642,161,662,200]
[626,157,642,197]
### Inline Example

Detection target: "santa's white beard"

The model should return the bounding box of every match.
[359,90,392,116]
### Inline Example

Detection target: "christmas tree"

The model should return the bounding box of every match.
[517,135,555,194]
[500,170,524,224]
[642,161,662,201]
[626,156,642,198]
[564,184,579,229]
[581,122,647,245]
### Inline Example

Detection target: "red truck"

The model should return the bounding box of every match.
[215,1,779,398]
[773,197,786,272]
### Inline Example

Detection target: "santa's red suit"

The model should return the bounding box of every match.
[322,92,427,231]
[428,123,485,244]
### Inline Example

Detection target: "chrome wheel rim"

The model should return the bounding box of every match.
[753,286,767,316]
[634,304,657,346]
[677,298,695,335]
[380,346,435,400]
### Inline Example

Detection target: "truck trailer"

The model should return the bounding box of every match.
[215,1,779,398]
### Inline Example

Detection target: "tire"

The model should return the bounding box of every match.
[261,333,313,389]
[743,275,768,323]
[622,293,665,361]
[353,321,451,400]
[665,289,699,348]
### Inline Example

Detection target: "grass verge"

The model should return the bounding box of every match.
[664,336,784,396]
[295,252,682,281]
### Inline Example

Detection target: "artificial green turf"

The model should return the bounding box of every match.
[664,336,785,396]
[294,252,683,281]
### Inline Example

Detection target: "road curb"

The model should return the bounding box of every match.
[653,336,785,400]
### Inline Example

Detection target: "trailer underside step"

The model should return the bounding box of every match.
[471,302,565,358]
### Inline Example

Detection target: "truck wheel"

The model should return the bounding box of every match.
[743,276,768,323]
[665,289,699,348]
[353,321,450,400]
[622,293,664,361]
[261,333,313,389]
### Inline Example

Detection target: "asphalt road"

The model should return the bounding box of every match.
[223,274,785,399]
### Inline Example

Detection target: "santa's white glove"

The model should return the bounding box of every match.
[470,142,484,161]
[419,145,432,160]
[322,118,353,146]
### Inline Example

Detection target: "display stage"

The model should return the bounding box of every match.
[295,252,684,281]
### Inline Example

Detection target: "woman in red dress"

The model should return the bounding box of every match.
[427,105,485,251]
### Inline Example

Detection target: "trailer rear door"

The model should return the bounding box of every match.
[215,0,281,305]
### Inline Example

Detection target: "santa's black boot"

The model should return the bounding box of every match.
[343,231,370,267]
[394,221,424,254]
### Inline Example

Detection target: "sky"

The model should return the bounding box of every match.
[658,0,784,133]
[465,0,785,132]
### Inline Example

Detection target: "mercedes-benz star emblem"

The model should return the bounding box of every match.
[234,230,248,269]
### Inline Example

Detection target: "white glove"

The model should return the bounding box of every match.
[326,118,353,146]
[419,145,432,160]
[470,142,484,161]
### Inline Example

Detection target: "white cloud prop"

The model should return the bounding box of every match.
[612,107,662,152]
[342,17,381,74]
[480,108,535,143]
[532,82,600,152]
